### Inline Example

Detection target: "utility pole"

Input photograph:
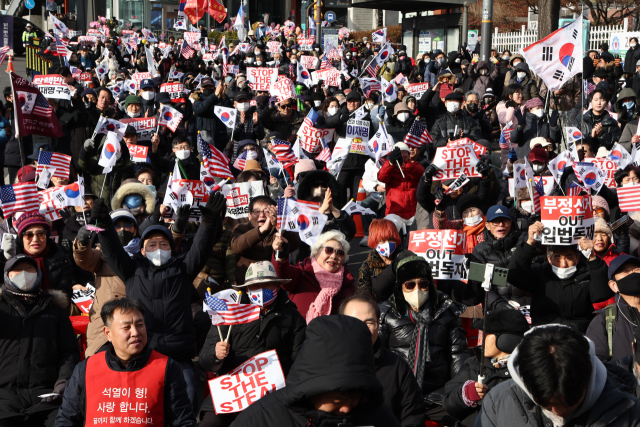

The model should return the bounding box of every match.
[316,0,322,44]
[479,0,493,61]
[462,2,469,45]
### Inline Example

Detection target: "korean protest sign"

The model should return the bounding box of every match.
[540,195,594,245]
[221,181,265,219]
[408,230,467,279]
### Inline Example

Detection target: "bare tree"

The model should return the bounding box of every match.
[538,0,561,38]
[564,0,639,26]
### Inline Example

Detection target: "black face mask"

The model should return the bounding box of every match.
[616,272,640,296]
[467,103,479,114]
[202,89,214,97]
[118,229,135,246]
[76,211,90,226]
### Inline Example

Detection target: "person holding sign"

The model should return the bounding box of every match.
[507,221,613,333]
[198,261,306,427]
[434,194,488,254]
[193,79,230,149]
[149,134,201,190]
[377,143,424,220]
[430,92,483,149]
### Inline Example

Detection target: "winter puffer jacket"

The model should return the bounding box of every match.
[323,103,374,171]
[192,92,229,150]
[578,109,622,151]
[587,294,639,363]
[0,288,79,420]
[507,242,614,333]
[430,111,484,148]
[198,223,236,292]
[259,106,305,141]
[469,226,529,310]
[230,315,401,427]
[379,289,468,399]
[377,159,424,220]
[510,111,560,160]
[507,62,540,102]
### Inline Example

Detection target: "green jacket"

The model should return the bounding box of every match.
[22,30,36,43]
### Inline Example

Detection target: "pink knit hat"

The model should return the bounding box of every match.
[591,196,610,215]
[294,159,316,181]
[15,212,51,235]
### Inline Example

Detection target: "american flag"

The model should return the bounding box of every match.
[617,185,640,212]
[327,47,340,61]
[499,122,515,150]
[320,53,333,70]
[584,80,595,96]
[360,78,381,98]
[532,178,544,213]
[233,150,248,170]
[277,196,287,227]
[567,182,584,196]
[199,133,233,178]
[315,137,331,162]
[404,121,433,147]
[0,183,39,217]
[205,291,260,325]
[303,108,319,128]
[0,46,10,66]
[54,33,69,57]
[33,93,54,118]
[36,151,72,179]
[181,40,194,59]
[272,139,298,166]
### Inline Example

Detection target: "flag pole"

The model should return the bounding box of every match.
[99,172,108,198]
[8,73,24,169]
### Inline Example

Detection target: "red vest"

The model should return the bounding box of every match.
[85,350,168,426]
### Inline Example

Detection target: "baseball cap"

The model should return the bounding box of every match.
[394,142,410,153]
[140,79,155,90]
[608,254,640,280]
[486,205,512,222]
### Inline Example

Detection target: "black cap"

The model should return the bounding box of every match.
[125,125,137,135]
[608,255,640,280]
[235,91,251,102]
[346,91,361,103]
[4,254,38,274]
[456,193,483,215]
[445,92,464,102]
[156,92,172,104]
[593,68,609,78]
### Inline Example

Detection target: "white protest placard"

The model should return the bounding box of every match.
[311,68,342,88]
[267,41,281,54]
[408,230,467,279]
[221,181,265,219]
[247,68,278,92]
[327,137,351,178]
[126,143,149,162]
[432,144,481,180]
[32,74,71,100]
[184,31,201,47]
[346,119,370,155]
[120,117,157,141]
[508,175,555,198]
[540,195,594,245]
[160,82,185,101]
[271,77,295,103]
[72,284,96,314]
[208,350,285,414]
[406,82,430,100]
[584,157,618,188]
[447,138,487,158]
[300,55,318,70]
[297,123,335,153]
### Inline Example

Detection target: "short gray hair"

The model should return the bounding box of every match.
[310,230,350,263]
[466,90,480,100]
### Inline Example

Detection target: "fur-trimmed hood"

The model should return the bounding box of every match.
[0,287,69,310]
[111,179,157,213]
[296,169,345,209]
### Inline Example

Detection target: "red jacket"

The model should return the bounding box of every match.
[272,254,356,320]
[377,159,425,220]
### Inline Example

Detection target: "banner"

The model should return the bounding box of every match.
[300,56,318,70]
[126,144,149,162]
[11,72,63,138]
[406,82,430,100]
[297,123,335,153]
[584,157,618,188]
[540,195,594,245]
[221,181,265,219]
[184,31,201,47]
[267,41,281,53]
[33,74,71,100]
[311,68,341,87]
[76,72,93,88]
[447,138,486,158]
[208,350,286,414]
[431,144,481,180]
[247,68,278,91]
[270,77,295,103]
[164,179,213,222]
[120,117,157,141]
[408,230,467,279]
[346,119,370,155]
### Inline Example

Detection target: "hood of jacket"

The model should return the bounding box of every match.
[616,88,638,111]
[282,315,384,411]
[509,54,525,67]
[111,179,156,213]
[508,325,607,421]
[297,169,345,208]
[513,62,530,75]
[482,224,521,253]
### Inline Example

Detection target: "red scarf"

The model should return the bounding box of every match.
[24,244,50,291]
[462,216,486,254]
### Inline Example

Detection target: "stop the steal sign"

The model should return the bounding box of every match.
[209,350,286,414]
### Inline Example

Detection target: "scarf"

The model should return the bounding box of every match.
[124,238,140,257]
[462,215,486,254]
[407,302,433,391]
[306,258,344,324]
[24,244,50,291]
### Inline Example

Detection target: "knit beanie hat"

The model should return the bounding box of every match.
[524,97,544,110]
[15,212,51,235]
[125,95,141,109]
[594,217,613,241]
[592,195,610,215]
[294,159,316,181]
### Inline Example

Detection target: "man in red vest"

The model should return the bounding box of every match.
[54,298,196,427]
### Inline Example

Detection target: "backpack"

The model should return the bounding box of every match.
[605,304,617,358]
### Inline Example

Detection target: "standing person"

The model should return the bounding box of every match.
[54,298,196,427]
[579,87,621,151]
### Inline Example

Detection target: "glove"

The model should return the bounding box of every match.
[378,105,386,121]
[151,203,164,225]
[433,186,446,210]
[41,380,66,404]
[508,149,517,163]
[1,233,16,260]
[424,163,439,178]
[388,148,402,165]
[476,160,491,177]
[549,109,559,127]
[83,138,95,151]
[172,204,191,234]
[505,100,516,109]
[90,198,112,229]
[199,192,227,226]
[515,109,526,126]
[76,226,92,247]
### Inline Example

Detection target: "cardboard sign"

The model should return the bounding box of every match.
[407,82,430,100]
[311,68,341,88]
[221,181,265,219]
[33,74,71,100]
[208,350,286,414]
[126,143,149,162]
[71,284,96,314]
[408,230,468,278]
[297,122,335,153]
[160,82,185,102]
[508,176,555,198]
[247,68,278,92]
[132,72,151,82]
[120,117,157,141]
[447,138,486,158]
[432,144,481,180]
[540,195,594,245]
[267,41,281,54]
[584,157,618,188]
[346,119,370,155]
[300,55,318,70]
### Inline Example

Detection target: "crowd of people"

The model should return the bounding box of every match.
[3,14,640,427]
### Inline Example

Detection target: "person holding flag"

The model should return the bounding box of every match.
[149,134,201,190]
[198,261,306,427]
[377,142,424,222]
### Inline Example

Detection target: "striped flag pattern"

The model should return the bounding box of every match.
[233,151,248,171]
[0,183,39,217]
[617,186,640,212]
[315,137,331,162]
[199,133,233,178]
[33,93,54,118]
[320,53,333,70]
[499,122,515,150]
[272,139,298,166]
[567,182,584,196]
[404,120,433,147]
[181,40,194,59]
[205,291,260,325]
[533,178,544,213]
[36,151,72,179]
[0,46,10,66]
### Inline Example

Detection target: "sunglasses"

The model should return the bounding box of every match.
[594,207,606,214]
[322,246,346,257]
[23,230,47,240]
[403,279,430,291]
[280,104,293,110]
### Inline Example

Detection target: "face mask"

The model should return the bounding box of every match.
[480,69,488,76]
[541,407,566,427]
[315,48,320,52]
[623,101,635,110]
[438,57,445,65]
[623,182,638,187]
[632,43,638,48]
[615,272,640,295]
[291,59,297,64]
[467,103,478,113]
[146,248,172,266]
[446,102,460,113]
[118,229,135,246]
[517,71,527,79]
[532,163,545,173]
[254,50,261,55]
[532,109,544,118]
[425,58,431,64]
[327,107,338,116]
[346,55,352,59]
[455,58,461,63]
[256,61,263,66]
[502,55,511,60]
[175,149,190,160]
[521,200,533,213]
[248,287,278,306]
[376,242,396,257]
[464,213,483,226]
[11,271,39,292]
[141,91,155,101]
[551,265,577,279]
[236,102,250,112]
[314,100,322,107]
[397,112,410,122]
[403,288,429,311]
[203,89,214,97]
[247,58,254,64]
[127,111,140,118]
[147,185,157,196]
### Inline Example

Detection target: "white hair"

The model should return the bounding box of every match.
[310,230,350,263]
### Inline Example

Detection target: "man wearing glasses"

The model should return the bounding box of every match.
[259,98,305,141]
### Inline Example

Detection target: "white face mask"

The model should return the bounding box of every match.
[315,48,320,52]
[127,111,140,118]
[455,58,461,63]
[520,200,533,213]
[236,102,250,112]
[245,150,258,160]
[247,58,254,64]
[175,149,190,160]
[532,163,545,172]
[291,59,297,64]
[464,213,483,226]
[403,288,429,311]
[141,91,155,101]
[551,264,577,279]
[516,71,527,79]
[254,50,261,55]
[480,69,488,76]
[146,249,172,266]
[397,112,410,122]
[425,58,431,64]
[327,107,338,116]
[632,43,638,48]
[11,271,38,292]
[256,61,263,66]
[314,100,322,107]
[623,182,638,187]
[532,109,544,118]
[446,102,460,113]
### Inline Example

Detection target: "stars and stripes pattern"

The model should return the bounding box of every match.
[180,40,195,59]
[199,133,233,178]
[584,80,595,96]
[320,53,333,70]
[233,151,248,171]
[404,121,433,147]
[303,108,319,127]
[499,122,515,150]
[567,182,583,196]
[327,47,340,61]
[0,183,39,217]
[33,93,54,118]
[36,151,72,179]
[54,33,69,57]
[360,78,381,98]
[0,46,10,66]
[533,178,544,213]
[617,186,640,212]
[204,291,260,325]
[315,137,331,162]
[272,139,298,167]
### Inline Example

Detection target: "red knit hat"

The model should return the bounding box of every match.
[17,166,36,183]
[528,146,548,164]
[14,212,51,235]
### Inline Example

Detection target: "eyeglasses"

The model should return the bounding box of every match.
[489,218,511,225]
[403,279,430,291]
[594,207,607,214]
[23,230,46,240]
[115,223,135,231]
[279,104,293,110]
[322,246,346,257]
[251,209,268,215]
